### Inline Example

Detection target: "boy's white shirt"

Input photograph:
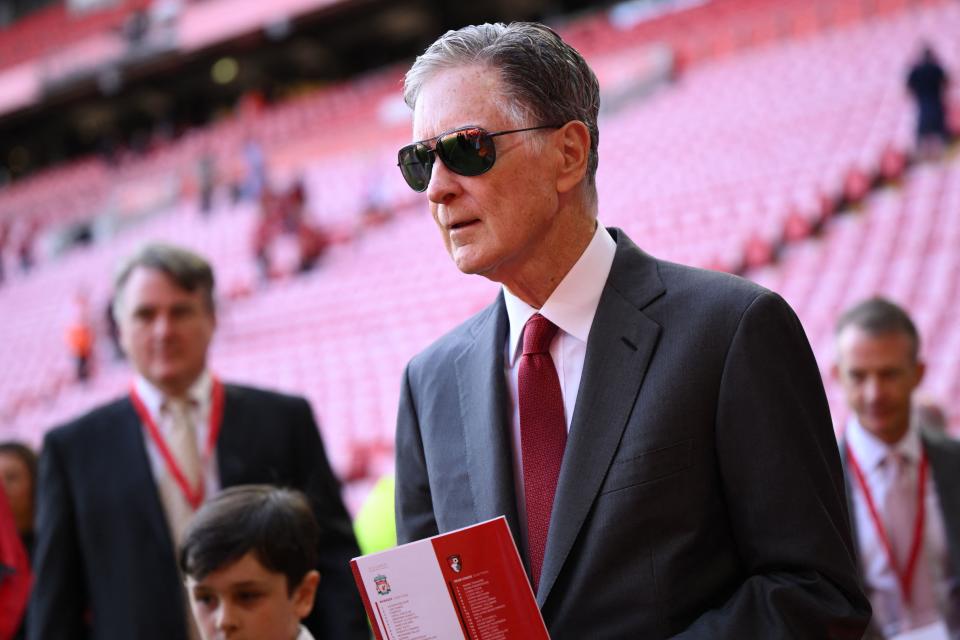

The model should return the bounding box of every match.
[296,625,315,640]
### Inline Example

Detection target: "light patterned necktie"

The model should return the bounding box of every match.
[518,313,567,593]
[881,449,937,619]
[162,398,204,640]
[161,398,202,544]
[883,452,915,573]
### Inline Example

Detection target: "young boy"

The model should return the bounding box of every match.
[179,485,322,640]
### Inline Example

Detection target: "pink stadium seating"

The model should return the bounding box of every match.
[752,157,960,433]
[0,0,151,71]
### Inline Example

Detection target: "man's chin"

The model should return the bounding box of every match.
[862,418,909,443]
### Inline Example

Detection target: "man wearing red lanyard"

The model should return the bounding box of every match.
[834,297,960,640]
[29,244,368,640]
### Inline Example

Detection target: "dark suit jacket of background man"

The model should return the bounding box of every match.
[396,227,871,639]
[29,384,369,640]
[843,429,960,640]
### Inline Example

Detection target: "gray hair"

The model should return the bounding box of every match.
[113,243,215,319]
[404,22,601,185]
[835,296,920,361]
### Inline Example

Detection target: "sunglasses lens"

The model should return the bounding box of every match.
[438,128,495,177]
[398,143,433,192]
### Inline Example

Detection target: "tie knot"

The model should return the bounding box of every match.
[164,398,196,422]
[884,450,911,473]
[522,314,559,356]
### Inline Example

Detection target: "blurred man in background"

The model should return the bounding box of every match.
[394,21,869,638]
[835,297,960,639]
[907,44,952,161]
[29,243,367,640]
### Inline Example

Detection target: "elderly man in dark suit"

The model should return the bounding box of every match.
[834,298,960,639]
[29,243,368,640]
[393,22,870,638]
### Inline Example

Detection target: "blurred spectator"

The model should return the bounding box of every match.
[252,189,281,283]
[907,44,952,160]
[0,488,30,640]
[197,152,217,216]
[240,138,267,202]
[251,182,329,280]
[296,224,329,274]
[16,221,38,274]
[0,220,9,286]
[0,442,38,558]
[0,442,37,640]
[29,243,367,640]
[122,8,150,44]
[65,291,95,383]
[833,297,960,639]
[283,180,307,232]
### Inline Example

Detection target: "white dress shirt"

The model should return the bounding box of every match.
[846,417,953,638]
[296,624,316,640]
[502,222,616,547]
[133,370,222,517]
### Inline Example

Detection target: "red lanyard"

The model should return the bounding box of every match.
[846,444,927,604]
[130,377,225,510]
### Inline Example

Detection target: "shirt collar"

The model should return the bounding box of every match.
[133,370,212,418]
[296,625,316,640]
[503,223,616,366]
[846,415,923,472]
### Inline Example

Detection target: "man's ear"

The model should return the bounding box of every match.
[293,570,321,619]
[913,359,926,388]
[555,120,591,195]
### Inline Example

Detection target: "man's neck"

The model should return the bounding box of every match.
[875,424,911,446]
[499,214,597,308]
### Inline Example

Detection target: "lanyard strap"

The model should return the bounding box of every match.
[846,444,927,604]
[130,377,225,510]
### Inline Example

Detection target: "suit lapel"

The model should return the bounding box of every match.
[923,434,960,579]
[216,386,247,487]
[537,229,664,606]
[454,294,523,548]
[112,398,177,558]
[838,440,866,579]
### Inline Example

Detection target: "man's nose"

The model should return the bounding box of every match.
[862,377,882,402]
[151,313,173,337]
[426,158,462,206]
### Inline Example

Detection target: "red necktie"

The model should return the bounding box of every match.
[519,313,567,591]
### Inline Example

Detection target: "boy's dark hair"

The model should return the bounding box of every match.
[179,485,320,594]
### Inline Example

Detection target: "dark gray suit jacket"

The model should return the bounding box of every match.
[396,228,870,638]
[842,429,960,639]
[29,384,368,640]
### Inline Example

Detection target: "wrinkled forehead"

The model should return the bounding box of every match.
[411,65,514,141]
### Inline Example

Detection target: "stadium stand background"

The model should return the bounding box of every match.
[0,0,957,511]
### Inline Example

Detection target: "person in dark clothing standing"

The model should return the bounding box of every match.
[907,44,951,160]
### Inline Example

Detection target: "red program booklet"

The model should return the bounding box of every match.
[351,516,550,640]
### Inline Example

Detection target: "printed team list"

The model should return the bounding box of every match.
[351,517,550,640]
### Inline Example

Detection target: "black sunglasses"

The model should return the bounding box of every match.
[397,124,564,192]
